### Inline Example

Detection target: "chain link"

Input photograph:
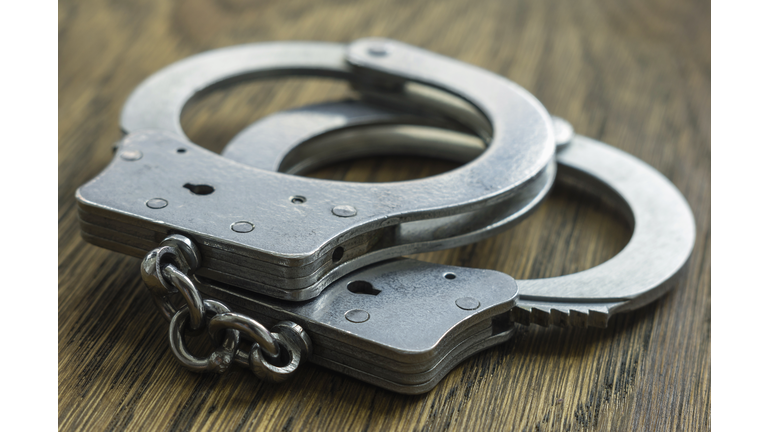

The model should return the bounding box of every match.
[140,236,311,381]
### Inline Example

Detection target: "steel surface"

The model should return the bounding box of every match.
[77,39,555,300]
[221,101,696,326]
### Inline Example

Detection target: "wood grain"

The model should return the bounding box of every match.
[58,0,711,430]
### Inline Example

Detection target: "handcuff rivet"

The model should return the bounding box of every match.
[367,44,390,57]
[345,309,370,323]
[231,221,254,233]
[146,198,168,209]
[120,149,143,161]
[332,205,357,217]
[455,297,480,311]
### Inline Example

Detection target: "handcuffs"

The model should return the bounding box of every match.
[76,38,695,394]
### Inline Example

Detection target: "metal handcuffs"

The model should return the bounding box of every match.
[76,39,695,394]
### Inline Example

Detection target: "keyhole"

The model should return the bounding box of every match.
[184,183,215,195]
[347,280,381,296]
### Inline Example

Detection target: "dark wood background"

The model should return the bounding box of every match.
[58,0,710,430]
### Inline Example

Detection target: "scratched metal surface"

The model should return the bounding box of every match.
[58,0,710,430]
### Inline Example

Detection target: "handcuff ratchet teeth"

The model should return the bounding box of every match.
[76,38,695,394]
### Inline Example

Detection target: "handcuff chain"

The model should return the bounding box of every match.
[140,239,312,382]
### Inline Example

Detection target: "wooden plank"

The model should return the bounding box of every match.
[59,0,711,430]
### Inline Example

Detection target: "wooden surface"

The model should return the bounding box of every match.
[58,0,711,430]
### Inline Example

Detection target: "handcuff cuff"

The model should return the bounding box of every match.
[76,38,695,394]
